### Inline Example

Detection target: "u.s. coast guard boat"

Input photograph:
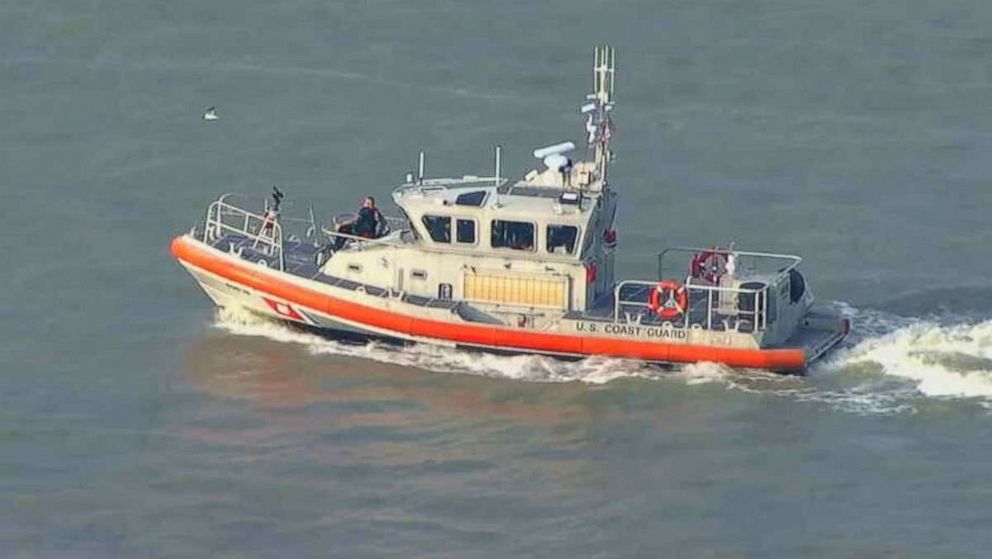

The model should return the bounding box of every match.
[171,47,848,372]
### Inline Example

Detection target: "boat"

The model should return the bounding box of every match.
[170,46,849,373]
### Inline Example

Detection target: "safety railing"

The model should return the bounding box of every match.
[613,279,769,332]
[394,175,506,192]
[200,194,420,267]
[317,226,413,251]
[203,194,285,271]
[657,247,801,283]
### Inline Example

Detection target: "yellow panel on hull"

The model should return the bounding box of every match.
[463,273,569,309]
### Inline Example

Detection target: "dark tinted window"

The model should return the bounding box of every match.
[546,225,579,254]
[455,191,488,206]
[456,219,476,244]
[491,220,534,251]
[422,215,450,243]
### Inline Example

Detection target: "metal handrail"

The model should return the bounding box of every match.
[657,247,801,283]
[318,226,411,249]
[613,279,769,331]
[204,197,285,271]
[394,175,505,191]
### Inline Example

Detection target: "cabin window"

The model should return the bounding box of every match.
[422,215,451,243]
[456,219,476,244]
[396,208,419,241]
[547,224,579,254]
[411,269,427,280]
[455,191,488,206]
[491,220,535,251]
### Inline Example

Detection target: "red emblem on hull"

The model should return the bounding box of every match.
[261,297,308,323]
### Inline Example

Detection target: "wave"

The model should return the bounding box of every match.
[210,304,992,414]
[823,304,992,400]
[212,307,659,385]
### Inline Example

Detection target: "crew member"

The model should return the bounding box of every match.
[334,196,383,250]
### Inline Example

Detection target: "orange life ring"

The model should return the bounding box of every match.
[691,249,727,284]
[648,280,688,320]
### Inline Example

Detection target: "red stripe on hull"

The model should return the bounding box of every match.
[171,236,807,370]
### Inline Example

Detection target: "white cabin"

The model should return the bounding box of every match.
[318,46,620,322]
[318,155,618,319]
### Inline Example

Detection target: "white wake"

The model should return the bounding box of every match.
[211,307,659,385]
[825,311,992,400]
[210,304,992,413]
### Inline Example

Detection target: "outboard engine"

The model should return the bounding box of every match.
[788,269,806,304]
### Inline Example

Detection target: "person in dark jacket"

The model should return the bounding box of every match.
[334,196,383,249]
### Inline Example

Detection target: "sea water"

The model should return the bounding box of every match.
[4,0,992,556]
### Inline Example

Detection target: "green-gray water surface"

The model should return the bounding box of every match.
[4,1,992,557]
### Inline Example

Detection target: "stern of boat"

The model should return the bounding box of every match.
[781,307,850,370]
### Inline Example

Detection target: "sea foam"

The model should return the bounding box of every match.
[211,304,992,413]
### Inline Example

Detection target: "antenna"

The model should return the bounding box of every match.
[417,151,425,185]
[494,145,502,187]
[587,46,616,187]
[593,45,615,106]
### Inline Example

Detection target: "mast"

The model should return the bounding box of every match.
[587,45,616,187]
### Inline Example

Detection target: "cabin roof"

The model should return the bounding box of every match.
[393,181,597,226]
